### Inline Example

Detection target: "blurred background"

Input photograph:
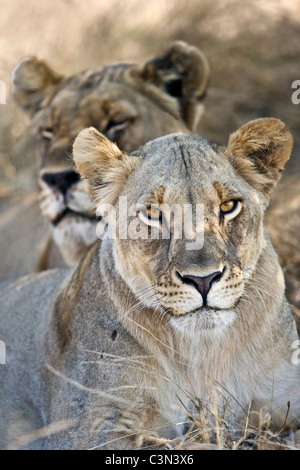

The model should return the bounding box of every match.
[0,0,299,318]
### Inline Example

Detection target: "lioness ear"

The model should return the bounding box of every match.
[226,118,293,198]
[137,41,210,132]
[73,127,138,208]
[12,57,63,116]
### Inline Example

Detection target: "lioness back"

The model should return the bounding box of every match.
[0,267,72,448]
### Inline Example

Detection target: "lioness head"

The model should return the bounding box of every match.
[12,42,209,265]
[73,118,292,331]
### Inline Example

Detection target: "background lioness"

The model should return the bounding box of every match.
[0,118,299,450]
[0,41,209,279]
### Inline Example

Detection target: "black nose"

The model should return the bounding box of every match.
[41,170,80,195]
[179,270,224,305]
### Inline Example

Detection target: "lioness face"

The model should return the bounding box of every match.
[103,136,263,330]
[73,118,292,331]
[12,42,209,265]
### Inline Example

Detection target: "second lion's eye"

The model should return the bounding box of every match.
[41,128,54,141]
[104,119,132,141]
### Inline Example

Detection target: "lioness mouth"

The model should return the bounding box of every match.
[52,208,100,226]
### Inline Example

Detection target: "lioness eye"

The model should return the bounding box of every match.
[104,120,131,139]
[41,128,54,141]
[146,207,162,221]
[220,200,237,214]
[138,205,163,227]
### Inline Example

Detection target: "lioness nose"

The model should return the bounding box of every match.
[42,170,80,195]
[180,270,224,304]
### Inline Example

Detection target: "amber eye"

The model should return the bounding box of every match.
[138,205,163,227]
[146,206,162,221]
[220,200,237,214]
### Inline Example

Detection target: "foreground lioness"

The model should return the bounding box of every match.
[1,118,299,450]
[5,41,209,273]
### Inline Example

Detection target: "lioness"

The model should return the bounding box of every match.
[1,118,299,450]
[6,41,209,272]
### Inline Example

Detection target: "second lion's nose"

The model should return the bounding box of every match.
[42,170,80,195]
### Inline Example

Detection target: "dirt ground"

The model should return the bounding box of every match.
[0,0,299,323]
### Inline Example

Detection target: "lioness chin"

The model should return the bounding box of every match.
[3,41,209,277]
[0,118,299,450]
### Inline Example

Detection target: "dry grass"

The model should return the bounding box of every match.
[0,0,299,449]
[6,384,300,450]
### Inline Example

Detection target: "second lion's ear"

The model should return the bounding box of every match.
[12,57,64,116]
[73,127,138,208]
[136,41,210,132]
